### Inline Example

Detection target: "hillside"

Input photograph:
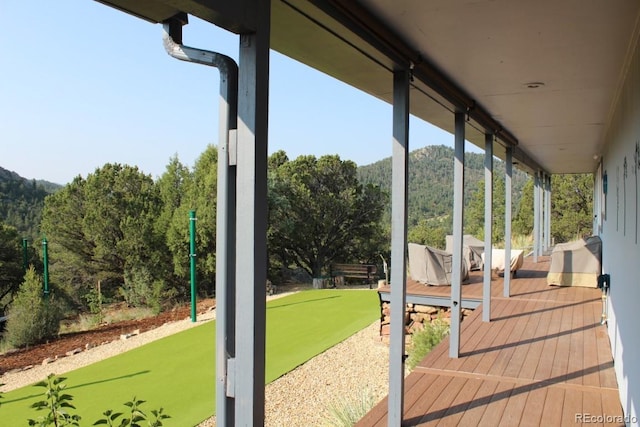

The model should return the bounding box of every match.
[357,145,529,227]
[0,166,62,240]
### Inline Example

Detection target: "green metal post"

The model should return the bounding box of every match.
[42,237,49,298]
[189,210,197,322]
[22,238,28,272]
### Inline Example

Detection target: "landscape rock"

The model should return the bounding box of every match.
[66,348,82,357]
[414,304,438,314]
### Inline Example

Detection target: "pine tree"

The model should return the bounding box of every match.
[4,266,61,348]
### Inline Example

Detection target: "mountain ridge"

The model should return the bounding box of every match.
[357,144,529,227]
[2,145,529,240]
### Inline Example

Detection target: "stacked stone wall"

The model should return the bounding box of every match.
[379,301,474,337]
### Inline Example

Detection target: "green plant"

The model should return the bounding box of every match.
[28,374,81,426]
[59,314,101,334]
[493,233,534,250]
[94,397,170,427]
[21,374,170,427]
[3,267,62,348]
[84,286,104,324]
[510,233,534,251]
[324,388,377,427]
[120,268,168,314]
[406,318,450,371]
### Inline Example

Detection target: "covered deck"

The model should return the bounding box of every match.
[361,256,622,426]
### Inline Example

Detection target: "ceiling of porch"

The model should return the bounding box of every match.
[96,0,640,175]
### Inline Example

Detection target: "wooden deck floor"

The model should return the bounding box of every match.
[359,256,623,426]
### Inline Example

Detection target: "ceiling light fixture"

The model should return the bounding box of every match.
[523,81,545,89]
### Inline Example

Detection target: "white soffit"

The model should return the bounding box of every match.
[359,0,640,173]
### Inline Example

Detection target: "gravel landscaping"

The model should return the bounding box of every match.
[197,319,389,426]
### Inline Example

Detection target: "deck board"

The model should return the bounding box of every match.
[539,387,565,426]
[414,375,467,425]
[404,374,454,424]
[455,379,498,426]
[532,298,564,381]
[567,297,586,385]
[517,300,553,380]
[357,256,622,426]
[437,377,483,426]
[561,386,583,425]
[477,381,513,426]
[520,386,547,426]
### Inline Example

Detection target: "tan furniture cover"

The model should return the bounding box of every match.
[408,243,469,286]
[482,249,524,274]
[547,236,602,288]
[446,235,485,271]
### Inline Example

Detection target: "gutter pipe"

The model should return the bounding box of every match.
[162,15,238,425]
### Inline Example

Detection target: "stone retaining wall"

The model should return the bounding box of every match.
[379,301,474,337]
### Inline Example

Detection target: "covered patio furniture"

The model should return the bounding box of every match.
[547,236,602,288]
[408,242,469,286]
[446,234,485,271]
[482,249,525,276]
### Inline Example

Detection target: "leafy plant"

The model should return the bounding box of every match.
[94,397,170,427]
[27,374,81,426]
[12,374,171,427]
[406,318,450,371]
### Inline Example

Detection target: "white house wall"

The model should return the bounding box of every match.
[600,26,640,426]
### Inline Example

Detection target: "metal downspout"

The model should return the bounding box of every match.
[162,16,239,426]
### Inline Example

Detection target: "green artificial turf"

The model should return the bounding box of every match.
[1,289,379,425]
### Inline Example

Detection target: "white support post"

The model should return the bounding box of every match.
[450,112,465,358]
[540,174,545,256]
[533,171,540,263]
[540,173,549,255]
[545,175,552,249]
[504,147,512,297]
[234,1,270,423]
[388,69,410,427]
[483,134,493,322]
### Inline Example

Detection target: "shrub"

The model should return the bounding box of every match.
[406,318,450,371]
[493,233,534,251]
[3,267,62,348]
[83,286,104,324]
[324,388,377,427]
[120,267,171,314]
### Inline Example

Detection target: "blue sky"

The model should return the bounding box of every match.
[1,0,464,185]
